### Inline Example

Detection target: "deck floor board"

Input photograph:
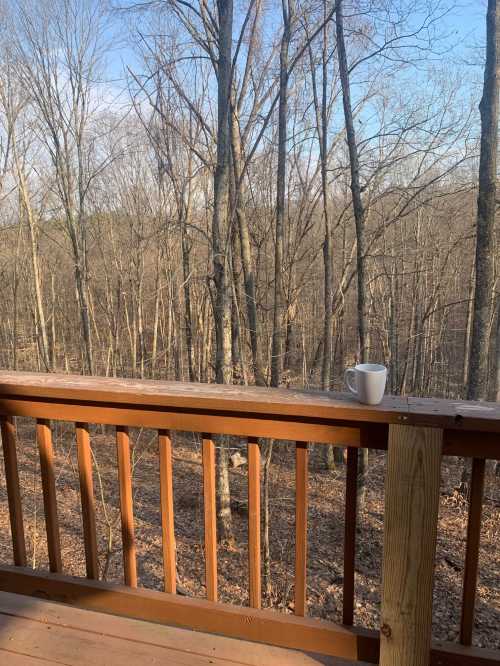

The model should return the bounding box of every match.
[0,591,368,665]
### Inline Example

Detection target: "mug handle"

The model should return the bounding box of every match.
[345,368,357,396]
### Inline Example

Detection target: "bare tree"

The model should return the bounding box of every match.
[13,0,109,374]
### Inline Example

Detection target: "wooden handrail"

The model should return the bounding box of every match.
[0,370,499,432]
[0,371,498,666]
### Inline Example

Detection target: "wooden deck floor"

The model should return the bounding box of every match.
[0,591,369,665]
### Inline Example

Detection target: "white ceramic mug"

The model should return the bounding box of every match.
[344,363,387,405]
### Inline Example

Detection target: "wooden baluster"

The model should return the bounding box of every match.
[380,425,442,666]
[202,434,217,601]
[294,441,308,616]
[116,426,137,587]
[460,457,486,646]
[1,416,27,566]
[247,437,261,609]
[36,419,62,573]
[159,429,176,593]
[343,446,358,625]
[76,423,98,579]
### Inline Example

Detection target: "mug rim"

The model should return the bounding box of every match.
[355,363,386,373]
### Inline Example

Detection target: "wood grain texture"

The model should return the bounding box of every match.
[0,590,341,666]
[343,446,358,625]
[0,370,498,433]
[460,457,486,646]
[1,568,498,665]
[159,429,176,593]
[116,426,137,587]
[0,398,367,447]
[36,419,62,573]
[379,424,443,666]
[247,437,261,609]
[1,389,498,457]
[0,566,378,661]
[76,423,98,579]
[0,416,26,566]
[295,442,308,617]
[202,435,217,601]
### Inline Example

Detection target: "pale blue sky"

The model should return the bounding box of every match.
[108,1,489,74]
[102,0,490,110]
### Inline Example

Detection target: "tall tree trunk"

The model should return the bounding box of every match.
[271,1,293,388]
[182,222,196,382]
[212,0,234,387]
[467,0,500,400]
[311,8,335,469]
[230,111,266,386]
[74,249,94,375]
[15,155,51,372]
[337,0,369,503]
[336,0,368,364]
[463,262,475,390]
[151,247,161,378]
[212,0,234,542]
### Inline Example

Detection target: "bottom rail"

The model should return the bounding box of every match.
[0,566,498,666]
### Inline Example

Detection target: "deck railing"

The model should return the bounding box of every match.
[0,371,499,665]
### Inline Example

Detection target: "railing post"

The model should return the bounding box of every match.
[379,424,442,666]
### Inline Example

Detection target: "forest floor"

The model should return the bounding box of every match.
[0,420,498,650]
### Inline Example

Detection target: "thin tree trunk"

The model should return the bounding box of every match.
[151,247,161,378]
[463,262,475,390]
[230,111,266,386]
[271,1,293,388]
[15,157,51,371]
[182,223,196,382]
[336,0,368,364]
[337,0,369,501]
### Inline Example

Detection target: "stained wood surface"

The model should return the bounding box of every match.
[247,437,261,609]
[379,424,443,666]
[159,429,176,593]
[116,426,137,587]
[295,441,308,617]
[0,397,366,447]
[202,435,217,601]
[0,565,379,661]
[0,590,358,666]
[460,457,486,646]
[0,568,498,665]
[0,370,498,432]
[0,416,26,566]
[76,423,98,579]
[0,651,59,665]
[36,419,62,573]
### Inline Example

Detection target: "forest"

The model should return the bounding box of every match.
[0,0,498,649]
[0,0,496,402]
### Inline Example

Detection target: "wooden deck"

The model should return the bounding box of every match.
[0,591,364,665]
[0,372,499,665]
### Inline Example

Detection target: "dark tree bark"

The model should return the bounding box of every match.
[230,110,266,386]
[336,0,368,364]
[309,6,335,468]
[467,0,500,400]
[212,0,234,542]
[212,0,234,388]
[336,0,369,500]
[271,0,293,388]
